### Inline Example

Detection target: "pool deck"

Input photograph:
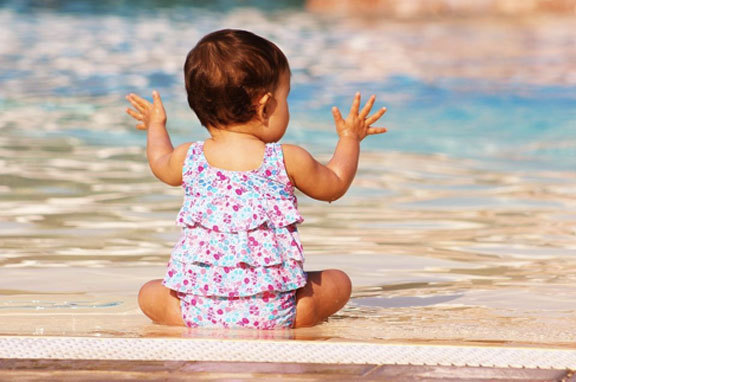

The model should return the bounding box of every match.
[0,359,575,381]
[0,336,575,381]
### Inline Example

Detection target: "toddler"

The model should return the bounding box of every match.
[125,29,386,329]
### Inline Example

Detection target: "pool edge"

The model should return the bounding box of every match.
[0,335,575,370]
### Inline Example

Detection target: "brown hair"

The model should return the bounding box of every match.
[184,29,289,128]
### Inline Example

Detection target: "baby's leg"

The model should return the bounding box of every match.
[137,279,186,326]
[293,269,352,328]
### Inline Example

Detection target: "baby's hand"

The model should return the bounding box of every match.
[126,91,167,130]
[332,93,387,141]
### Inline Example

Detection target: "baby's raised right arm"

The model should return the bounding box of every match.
[283,93,386,202]
[126,91,190,186]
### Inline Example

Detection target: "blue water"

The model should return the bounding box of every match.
[0,1,575,171]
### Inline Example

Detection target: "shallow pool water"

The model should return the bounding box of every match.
[0,2,575,347]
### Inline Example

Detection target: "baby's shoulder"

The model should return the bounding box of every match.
[280,143,313,184]
[170,141,196,169]
[281,143,313,167]
[281,143,310,162]
[174,141,195,159]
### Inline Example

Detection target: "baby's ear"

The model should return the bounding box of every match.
[256,92,274,122]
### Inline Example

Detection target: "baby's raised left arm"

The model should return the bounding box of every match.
[283,93,387,202]
[126,91,189,186]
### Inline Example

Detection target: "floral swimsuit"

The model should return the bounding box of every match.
[163,141,307,329]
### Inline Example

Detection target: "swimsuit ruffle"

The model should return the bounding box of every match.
[170,225,304,267]
[176,191,303,233]
[163,258,307,297]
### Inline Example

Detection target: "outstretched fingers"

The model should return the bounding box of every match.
[358,94,376,119]
[126,108,143,121]
[332,92,388,140]
[332,106,344,124]
[348,92,361,117]
[367,127,387,135]
[127,93,151,113]
[151,90,167,116]
[366,107,387,126]
[152,90,163,107]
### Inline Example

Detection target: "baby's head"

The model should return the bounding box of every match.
[184,29,290,139]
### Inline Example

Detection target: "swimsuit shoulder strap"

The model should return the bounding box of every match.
[260,143,291,185]
[181,141,205,183]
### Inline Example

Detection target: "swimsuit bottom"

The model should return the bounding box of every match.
[176,290,297,329]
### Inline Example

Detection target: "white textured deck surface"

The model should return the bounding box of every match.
[0,336,575,370]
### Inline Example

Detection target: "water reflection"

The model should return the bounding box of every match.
[0,145,575,345]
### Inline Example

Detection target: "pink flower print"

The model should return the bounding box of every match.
[265,169,272,176]
[198,165,204,172]
[213,225,219,232]
[183,280,189,285]
[235,189,243,195]
[240,317,250,325]
[213,253,221,260]
[232,204,239,211]
[216,171,226,181]
[249,305,259,315]
[223,266,231,274]
[217,309,223,315]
